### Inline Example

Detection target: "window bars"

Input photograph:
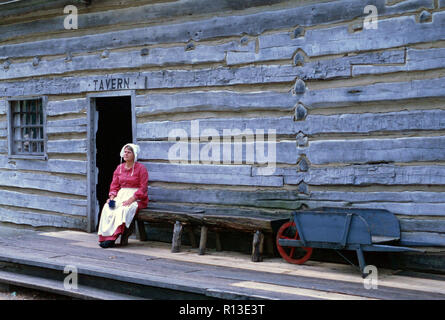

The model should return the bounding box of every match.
[10,99,45,156]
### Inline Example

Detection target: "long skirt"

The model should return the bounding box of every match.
[97,187,139,242]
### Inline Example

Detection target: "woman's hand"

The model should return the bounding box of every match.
[106,195,116,204]
[122,196,136,207]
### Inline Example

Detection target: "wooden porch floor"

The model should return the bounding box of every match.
[0,224,444,300]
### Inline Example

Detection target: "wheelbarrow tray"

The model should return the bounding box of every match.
[277,207,424,276]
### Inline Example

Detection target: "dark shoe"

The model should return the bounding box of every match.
[99,240,115,248]
[120,221,135,246]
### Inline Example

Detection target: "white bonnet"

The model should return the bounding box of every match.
[120,143,140,162]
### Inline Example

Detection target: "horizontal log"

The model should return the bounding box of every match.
[309,191,445,204]
[0,158,87,175]
[0,0,297,42]
[400,219,445,233]
[148,171,283,187]
[228,46,405,78]
[353,48,445,76]
[47,118,87,135]
[400,231,445,246]
[0,190,87,216]
[148,185,303,209]
[0,0,431,59]
[47,139,87,154]
[350,202,445,217]
[0,170,87,196]
[137,109,445,140]
[139,202,290,232]
[260,10,444,57]
[135,91,297,116]
[138,140,296,165]
[143,162,251,176]
[46,99,87,116]
[300,76,445,108]
[0,207,87,230]
[282,164,445,186]
[297,136,445,165]
[0,41,254,81]
[0,65,302,96]
[137,117,295,140]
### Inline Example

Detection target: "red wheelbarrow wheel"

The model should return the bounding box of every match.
[276,221,313,264]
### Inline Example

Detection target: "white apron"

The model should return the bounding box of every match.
[98,188,139,237]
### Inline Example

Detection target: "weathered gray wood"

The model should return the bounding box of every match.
[0,0,431,59]
[260,10,444,57]
[148,170,283,187]
[0,100,6,115]
[350,202,445,217]
[298,136,445,165]
[47,139,87,154]
[0,207,87,230]
[147,186,303,209]
[400,219,445,233]
[138,109,445,140]
[0,140,7,154]
[46,99,87,116]
[251,230,264,262]
[0,65,301,96]
[199,226,208,255]
[0,41,254,81]
[137,117,294,140]
[0,190,86,216]
[171,221,183,253]
[135,91,297,116]
[441,0,445,8]
[0,158,86,175]
[353,48,445,76]
[301,76,445,108]
[0,0,85,19]
[5,65,445,98]
[309,191,445,204]
[0,170,87,196]
[228,46,405,77]
[138,140,295,165]
[47,118,87,135]
[283,164,445,186]
[0,0,291,42]
[401,232,445,246]
[144,162,251,176]
[138,205,289,233]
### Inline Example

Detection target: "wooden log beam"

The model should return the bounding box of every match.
[199,226,208,255]
[0,0,432,59]
[251,230,264,262]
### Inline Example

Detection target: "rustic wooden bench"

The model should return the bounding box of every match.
[134,203,289,262]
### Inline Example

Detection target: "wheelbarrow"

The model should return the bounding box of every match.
[276,207,426,277]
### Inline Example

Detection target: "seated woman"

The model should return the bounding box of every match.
[97,143,149,248]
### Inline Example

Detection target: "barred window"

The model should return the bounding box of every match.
[8,98,46,158]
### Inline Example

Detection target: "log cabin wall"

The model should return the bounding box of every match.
[0,0,444,258]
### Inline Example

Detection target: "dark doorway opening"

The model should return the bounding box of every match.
[95,96,132,230]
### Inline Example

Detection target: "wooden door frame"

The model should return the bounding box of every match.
[86,90,136,233]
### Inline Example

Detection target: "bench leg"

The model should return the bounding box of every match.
[199,226,208,255]
[171,221,183,253]
[251,230,264,262]
[136,219,147,241]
